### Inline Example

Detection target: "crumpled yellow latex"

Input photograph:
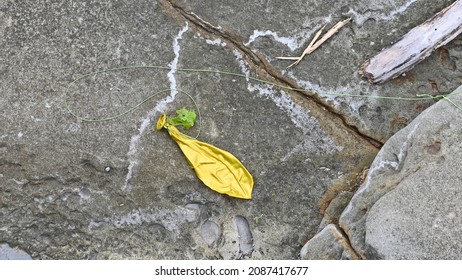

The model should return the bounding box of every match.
[156,114,254,199]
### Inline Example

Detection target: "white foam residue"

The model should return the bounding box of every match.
[348,0,418,25]
[9,178,27,185]
[245,30,300,51]
[87,220,105,230]
[356,121,419,197]
[232,49,250,82]
[358,160,398,194]
[232,50,339,160]
[167,23,189,98]
[345,128,414,215]
[122,23,189,191]
[89,207,196,238]
[285,72,383,129]
[341,158,398,214]
[397,121,419,162]
[190,12,223,31]
[286,71,375,103]
[248,84,313,133]
[386,0,419,20]
[205,38,226,47]
[347,9,371,26]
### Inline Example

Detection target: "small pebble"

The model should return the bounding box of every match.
[200,220,221,246]
[104,166,111,173]
[234,215,254,257]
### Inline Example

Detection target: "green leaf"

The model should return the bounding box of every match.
[167,108,196,129]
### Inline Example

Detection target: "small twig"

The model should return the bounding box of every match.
[277,18,352,68]
[276,25,326,61]
[286,25,326,68]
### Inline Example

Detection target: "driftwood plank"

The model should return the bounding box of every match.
[359,0,462,84]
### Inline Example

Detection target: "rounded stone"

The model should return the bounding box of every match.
[200,220,221,246]
[147,223,167,242]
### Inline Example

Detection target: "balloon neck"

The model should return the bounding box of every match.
[156,114,167,130]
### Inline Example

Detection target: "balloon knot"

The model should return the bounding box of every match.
[156,114,167,130]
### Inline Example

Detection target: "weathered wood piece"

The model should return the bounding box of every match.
[359,0,462,84]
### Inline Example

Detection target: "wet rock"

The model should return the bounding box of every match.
[340,85,462,259]
[300,224,359,260]
[200,220,221,246]
[234,215,253,257]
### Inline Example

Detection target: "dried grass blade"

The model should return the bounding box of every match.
[308,18,351,53]
[284,18,352,68]
[275,56,300,60]
[287,25,326,68]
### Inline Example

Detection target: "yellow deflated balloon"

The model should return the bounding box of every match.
[156,114,254,199]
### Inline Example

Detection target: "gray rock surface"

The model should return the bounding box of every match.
[323,191,354,225]
[300,224,359,260]
[172,0,461,141]
[340,85,462,259]
[1,0,461,259]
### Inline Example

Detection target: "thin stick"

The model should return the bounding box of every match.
[277,18,352,68]
[286,24,326,68]
[276,28,325,61]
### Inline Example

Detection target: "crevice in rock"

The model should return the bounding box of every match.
[317,171,369,259]
[333,223,363,259]
[157,0,383,149]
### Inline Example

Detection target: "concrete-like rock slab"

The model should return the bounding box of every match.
[1,0,377,259]
[340,85,462,259]
[4,0,459,260]
[171,0,462,141]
